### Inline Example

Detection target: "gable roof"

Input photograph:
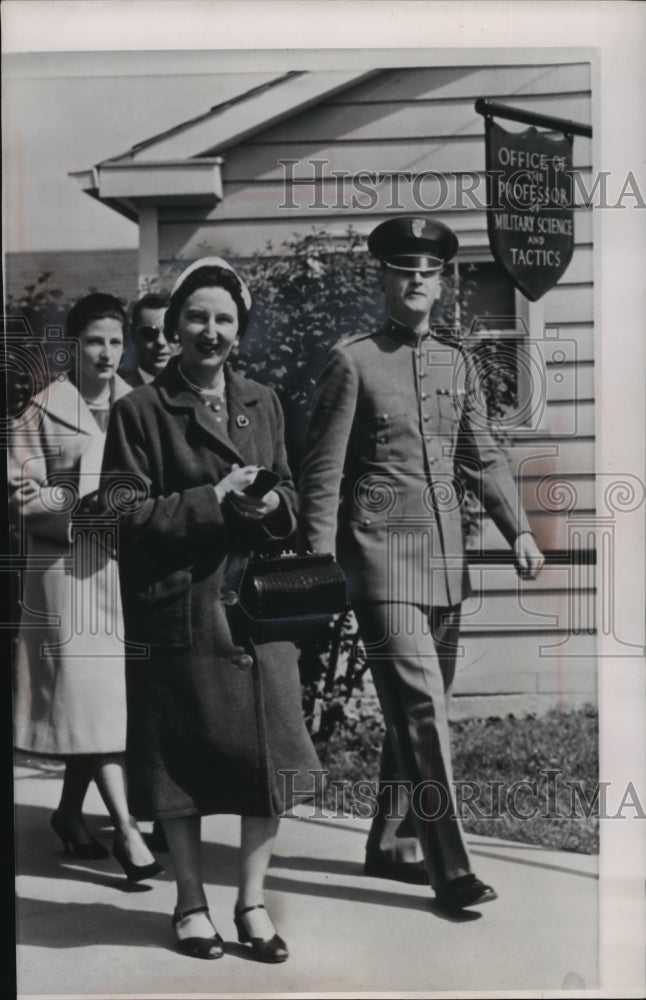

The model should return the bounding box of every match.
[70,69,379,219]
[108,69,379,163]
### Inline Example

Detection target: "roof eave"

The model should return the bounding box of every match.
[69,159,224,220]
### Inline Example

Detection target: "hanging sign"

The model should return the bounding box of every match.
[484,119,574,302]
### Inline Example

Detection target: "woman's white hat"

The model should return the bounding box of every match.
[171,257,252,310]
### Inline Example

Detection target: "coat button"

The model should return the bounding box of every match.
[362,518,371,527]
[419,371,426,379]
[221,590,238,606]
[423,414,430,421]
[421,392,428,400]
[429,456,437,465]
[233,653,254,671]
[379,414,389,422]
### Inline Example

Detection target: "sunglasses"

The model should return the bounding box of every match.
[135,325,179,343]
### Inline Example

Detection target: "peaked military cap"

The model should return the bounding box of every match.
[368,216,459,272]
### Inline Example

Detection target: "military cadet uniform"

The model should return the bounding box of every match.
[299,217,534,910]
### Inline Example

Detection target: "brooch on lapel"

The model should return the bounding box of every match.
[236,414,250,428]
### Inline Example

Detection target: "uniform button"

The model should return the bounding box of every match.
[378,435,389,444]
[362,518,372,527]
[221,590,238,606]
[423,414,430,421]
[429,457,437,465]
[234,653,254,671]
[379,414,389,422]
[419,371,426,379]
[421,392,428,400]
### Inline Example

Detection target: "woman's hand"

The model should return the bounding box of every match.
[228,488,280,522]
[214,464,259,503]
[214,464,280,521]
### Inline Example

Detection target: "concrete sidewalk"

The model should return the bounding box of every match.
[15,757,598,997]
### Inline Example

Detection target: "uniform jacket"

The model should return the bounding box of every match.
[299,320,531,607]
[9,373,132,755]
[101,356,320,819]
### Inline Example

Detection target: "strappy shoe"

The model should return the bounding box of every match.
[234,903,288,963]
[172,905,224,960]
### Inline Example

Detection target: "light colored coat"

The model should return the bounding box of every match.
[10,374,132,755]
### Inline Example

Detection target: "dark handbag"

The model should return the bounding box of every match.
[238,552,349,640]
[240,552,348,620]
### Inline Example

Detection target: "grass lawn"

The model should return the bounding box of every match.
[313,705,599,854]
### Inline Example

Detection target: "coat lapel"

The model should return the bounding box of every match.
[37,375,94,437]
[39,372,131,434]
[157,359,247,467]
[226,368,262,463]
[39,376,133,496]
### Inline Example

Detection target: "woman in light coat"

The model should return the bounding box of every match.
[10,293,161,881]
[101,259,320,962]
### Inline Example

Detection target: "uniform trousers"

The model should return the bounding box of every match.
[354,602,471,890]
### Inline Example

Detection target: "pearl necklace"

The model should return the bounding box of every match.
[178,364,225,397]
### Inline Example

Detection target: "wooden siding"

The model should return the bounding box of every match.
[452,562,597,717]
[323,64,592,104]
[220,137,591,182]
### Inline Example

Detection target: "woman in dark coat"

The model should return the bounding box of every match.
[101,258,320,963]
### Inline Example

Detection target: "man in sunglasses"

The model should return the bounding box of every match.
[299,216,543,912]
[127,292,177,388]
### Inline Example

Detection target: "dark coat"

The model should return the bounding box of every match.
[101,357,320,820]
[125,369,148,388]
[299,320,532,607]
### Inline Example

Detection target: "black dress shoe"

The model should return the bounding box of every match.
[234,903,289,963]
[112,839,164,882]
[364,857,429,885]
[435,874,498,911]
[172,906,224,960]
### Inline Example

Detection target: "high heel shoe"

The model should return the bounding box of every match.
[172,906,224,960]
[112,838,164,882]
[50,811,109,860]
[234,903,289,963]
